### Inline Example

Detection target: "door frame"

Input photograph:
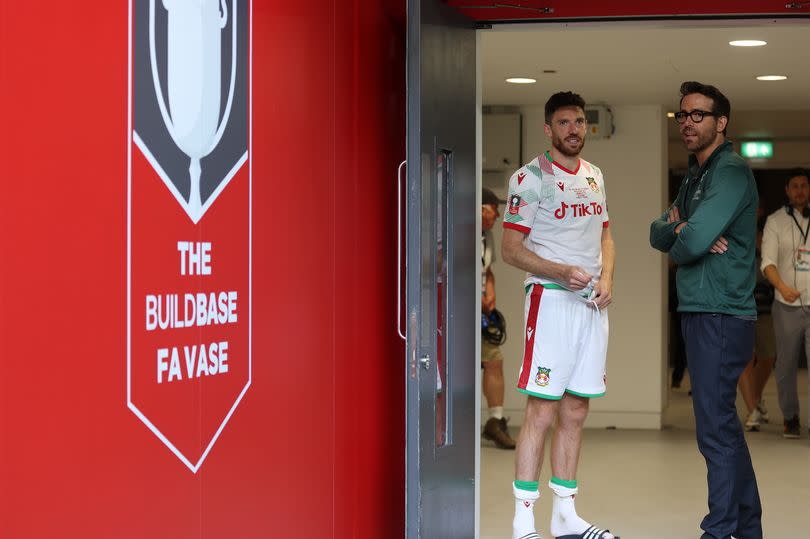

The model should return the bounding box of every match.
[472,11,810,539]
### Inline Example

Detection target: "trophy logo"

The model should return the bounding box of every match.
[133,0,248,225]
[150,0,236,221]
[128,0,252,473]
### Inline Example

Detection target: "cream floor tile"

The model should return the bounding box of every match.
[481,370,810,539]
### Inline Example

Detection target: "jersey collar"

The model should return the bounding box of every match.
[545,150,581,175]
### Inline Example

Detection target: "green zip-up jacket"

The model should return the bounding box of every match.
[650,141,758,316]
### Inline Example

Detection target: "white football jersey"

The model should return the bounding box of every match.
[503,152,609,288]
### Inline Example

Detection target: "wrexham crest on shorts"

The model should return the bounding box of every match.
[535,366,551,387]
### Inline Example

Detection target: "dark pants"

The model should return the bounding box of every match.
[682,313,762,539]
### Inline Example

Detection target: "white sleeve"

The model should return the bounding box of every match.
[503,168,541,234]
[760,215,779,272]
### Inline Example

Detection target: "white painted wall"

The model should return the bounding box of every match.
[482,105,668,429]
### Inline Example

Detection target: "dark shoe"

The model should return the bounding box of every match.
[483,417,516,449]
[783,415,801,439]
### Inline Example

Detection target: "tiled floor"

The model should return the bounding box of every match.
[481,369,810,539]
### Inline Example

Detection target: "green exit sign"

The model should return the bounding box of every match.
[741,141,773,159]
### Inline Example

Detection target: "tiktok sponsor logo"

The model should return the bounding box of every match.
[553,201,605,220]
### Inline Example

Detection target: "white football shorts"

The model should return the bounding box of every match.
[516,284,609,399]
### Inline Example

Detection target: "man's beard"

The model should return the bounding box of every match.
[683,128,718,154]
[552,134,584,158]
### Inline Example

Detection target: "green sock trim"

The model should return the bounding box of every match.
[514,480,539,492]
[550,477,577,489]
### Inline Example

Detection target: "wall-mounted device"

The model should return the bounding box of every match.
[585,104,615,139]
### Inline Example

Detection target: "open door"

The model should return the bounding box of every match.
[405,0,477,537]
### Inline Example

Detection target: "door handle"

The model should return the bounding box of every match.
[419,354,431,370]
[397,159,407,341]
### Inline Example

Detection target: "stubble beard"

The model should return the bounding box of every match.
[552,135,584,158]
[683,128,719,155]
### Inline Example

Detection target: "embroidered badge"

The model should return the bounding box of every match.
[535,366,551,387]
[508,194,527,215]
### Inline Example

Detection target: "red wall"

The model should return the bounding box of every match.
[0,1,405,537]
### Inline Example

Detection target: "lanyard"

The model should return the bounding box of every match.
[791,213,810,245]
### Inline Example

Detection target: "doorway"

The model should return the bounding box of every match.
[476,17,810,539]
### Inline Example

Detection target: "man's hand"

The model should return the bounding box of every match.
[591,277,612,309]
[667,206,681,224]
[565,266,592,291]
[709,236,728,254]
[668,206,688,235]
[779,284,801,303]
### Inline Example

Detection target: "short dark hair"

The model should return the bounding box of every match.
[545,91,586,123]
[679,81,731,134]
[785,168,810,187]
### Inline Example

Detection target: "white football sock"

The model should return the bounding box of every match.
[490,406,504,420]
[512,481,541,539]
[549,478,613,538]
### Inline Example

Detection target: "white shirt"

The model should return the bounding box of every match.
[482,230,495,293]
[761,206,810,306]
[503,153,609,288]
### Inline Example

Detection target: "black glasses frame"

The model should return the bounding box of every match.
[674,109,717,124]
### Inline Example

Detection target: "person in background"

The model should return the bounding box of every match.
[481,187,517,449]
[760,169,810,439]
[739,206,775,432]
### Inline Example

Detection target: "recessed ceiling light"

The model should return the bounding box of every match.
[506,77,536,84]
[756,75,788,81]
[729,40,767,47]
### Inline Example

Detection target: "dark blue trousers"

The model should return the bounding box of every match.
[682,313,762,539]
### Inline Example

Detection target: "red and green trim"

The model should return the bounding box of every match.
[504,222,531,233]
[545,150,580,175]
[517,285,543,390]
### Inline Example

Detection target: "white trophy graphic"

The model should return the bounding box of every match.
[149,0,237,221]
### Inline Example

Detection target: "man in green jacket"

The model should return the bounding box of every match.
[650,81,761,539]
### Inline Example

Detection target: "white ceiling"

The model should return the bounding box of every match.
[481,19,810,122]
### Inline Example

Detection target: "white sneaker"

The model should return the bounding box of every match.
[756,399,769,423]
[745,409,761,432]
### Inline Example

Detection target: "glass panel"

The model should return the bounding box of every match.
[436,150,453,447]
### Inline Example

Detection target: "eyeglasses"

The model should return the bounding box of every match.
[673,110,717,124]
